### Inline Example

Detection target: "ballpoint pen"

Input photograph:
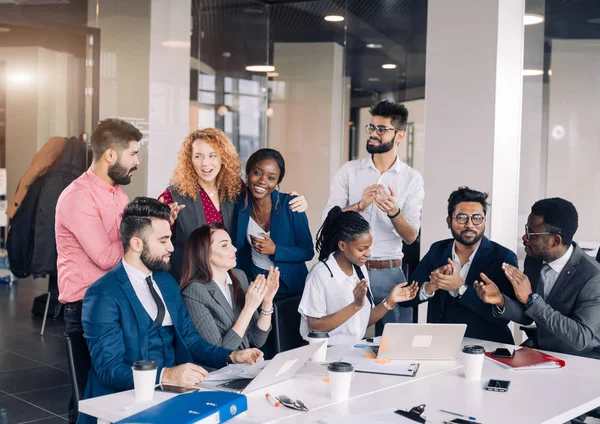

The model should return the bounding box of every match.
[439,409,477,421]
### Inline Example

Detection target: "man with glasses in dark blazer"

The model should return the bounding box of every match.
[401,187,518,344]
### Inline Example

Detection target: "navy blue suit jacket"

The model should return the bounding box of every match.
[81,262,231,416]
[233,190,314,298]
[406,236,518,344]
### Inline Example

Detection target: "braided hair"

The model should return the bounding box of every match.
[316,206,371,261]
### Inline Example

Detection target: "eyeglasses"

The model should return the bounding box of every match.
[454,213,485,225]
[524,224,553,240]
[277,395,309,411]
[365,124,398,136]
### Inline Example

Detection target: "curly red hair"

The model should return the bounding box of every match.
[170,128,242,202]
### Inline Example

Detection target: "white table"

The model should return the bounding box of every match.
[79,339,600,424]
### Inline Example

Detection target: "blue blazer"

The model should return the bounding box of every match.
[80,262,231,422]
[405,236,518,344]
[233,190,314,298]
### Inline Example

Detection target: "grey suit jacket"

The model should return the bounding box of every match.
[493,244,600,359]
[181,268,270,350]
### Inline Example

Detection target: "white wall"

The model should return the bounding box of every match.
[269,42,345,240]
[546,39,600,245]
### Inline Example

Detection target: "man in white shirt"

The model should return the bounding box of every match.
[476,198,600,360]
[324,100,424,330]
[80,197,262,420]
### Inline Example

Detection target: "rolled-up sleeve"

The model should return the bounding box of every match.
[400,173,424,233]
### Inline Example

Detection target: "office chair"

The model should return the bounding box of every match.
[272,295,305,355]
[64,331,91,423]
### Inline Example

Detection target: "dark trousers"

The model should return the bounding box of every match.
[64,302,91,424]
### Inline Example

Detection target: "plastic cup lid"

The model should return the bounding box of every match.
[308,330,329,339]
[462,345,485,354]
[132,360,158,371]
[327,361,354,372]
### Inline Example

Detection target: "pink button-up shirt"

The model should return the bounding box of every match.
[56,168,129,303]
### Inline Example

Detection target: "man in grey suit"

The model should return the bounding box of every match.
[475,198,600,359]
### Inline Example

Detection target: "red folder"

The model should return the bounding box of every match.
[485,347,566,370]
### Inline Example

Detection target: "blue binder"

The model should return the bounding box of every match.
[115,391,247,424]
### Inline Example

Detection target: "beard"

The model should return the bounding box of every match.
[140,244,171,272]
[451,227,484,247]
[108,161,137,185]
[366,137,395,154]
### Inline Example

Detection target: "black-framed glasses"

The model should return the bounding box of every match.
[524,224,553,240]
[365,124,398,136]
[454,213,485,225]
[277,395,309,411]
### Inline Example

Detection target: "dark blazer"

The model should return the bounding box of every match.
[406,236,518,344]
[494,244,600,359]
[182,268,270,350]
[233,190,314,298]
[81,262,231,406]
[168,187,236,282]
[596,247,600,264]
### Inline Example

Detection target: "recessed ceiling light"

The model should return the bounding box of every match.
[267,72,279,78]
[524,14,544,25]
[245,65,275,72]
[523,69,543,76]
[324,15,344,22]
[368,77,380,82]
[587,18,600,24]
[161,41,190,48]
[366,43,382,49]
[382,64,397,70]
[0,27,11,33]
[548,69,552,76]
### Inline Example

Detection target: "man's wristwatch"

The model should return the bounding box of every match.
[457,284,468,297]
[226,352,235,365]
[526,293,540,308]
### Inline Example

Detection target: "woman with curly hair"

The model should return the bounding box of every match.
[160,128,307,281]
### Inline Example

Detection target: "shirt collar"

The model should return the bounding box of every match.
[213,273,233,288]
[122,258,152,282]
[365,154,403,173]
[86,167,119,192]
[451,241,480,264]
[546,244,574,275]
[325,252,357,282]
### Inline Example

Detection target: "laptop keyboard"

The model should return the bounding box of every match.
[217,378,254,391]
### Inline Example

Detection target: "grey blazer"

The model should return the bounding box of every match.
[181,268,270,350]
[494,244,600,359]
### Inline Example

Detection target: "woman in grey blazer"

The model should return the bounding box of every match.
[180,223,279,350]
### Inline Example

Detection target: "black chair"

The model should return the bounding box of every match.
[272,295,305,355]
[64,331,91,424]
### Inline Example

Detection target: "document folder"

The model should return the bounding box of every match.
[485,347,565,370]
[115,391,247,424]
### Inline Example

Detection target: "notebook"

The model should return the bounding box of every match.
[485,347,565,370]
[339,348,419,377]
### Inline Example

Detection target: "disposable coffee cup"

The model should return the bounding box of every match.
[327,362,354,401]
[307,330,329,362]
[132,360,158,403]
[462,345,485,380]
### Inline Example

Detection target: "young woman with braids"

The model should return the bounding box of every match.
[298,207,419,345]
[179,223,279,350]
[159,129,307,281]
[232,148,314,300]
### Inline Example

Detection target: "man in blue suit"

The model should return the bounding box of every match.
[402,187,518,344]
[80,197,262,423]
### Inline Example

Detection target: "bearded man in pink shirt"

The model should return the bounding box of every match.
[55,118,142,423]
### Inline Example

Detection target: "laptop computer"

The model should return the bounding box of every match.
[203,341,325,394]
[374,323,467,360]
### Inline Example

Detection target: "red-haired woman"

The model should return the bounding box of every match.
[160,128,306,281]
[180,223,279,350]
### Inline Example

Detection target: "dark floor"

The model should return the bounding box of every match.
[0,277,70,423]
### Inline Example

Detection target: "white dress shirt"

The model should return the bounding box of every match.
[541,244,574,298]
[324,155,424,260]
[122,259,173,326]
[246,218,274,270]
[420,241,480,301]
[214,273,234,307]
[298,253,372,346]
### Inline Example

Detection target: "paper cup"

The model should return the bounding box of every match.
[327,362,354,401]
[132,360,158,403]
[462,345,485,380]
[307,330,329,362]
